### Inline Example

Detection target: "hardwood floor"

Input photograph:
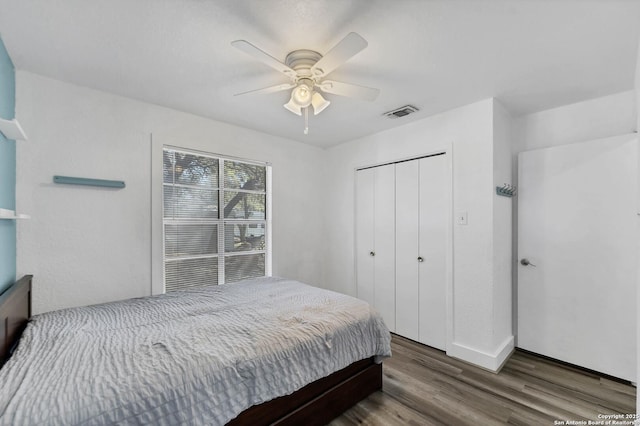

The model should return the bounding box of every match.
[330,334,636,425]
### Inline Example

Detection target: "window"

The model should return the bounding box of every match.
[162,147,270,292]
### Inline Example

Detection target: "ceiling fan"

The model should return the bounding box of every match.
[231,32,379,134]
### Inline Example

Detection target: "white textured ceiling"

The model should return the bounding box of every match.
[0,0,639,147]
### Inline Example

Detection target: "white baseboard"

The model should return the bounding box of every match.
[447,335,514,372]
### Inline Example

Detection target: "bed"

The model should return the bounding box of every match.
[0,275,391,425]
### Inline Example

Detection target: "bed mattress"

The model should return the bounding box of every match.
[0,277,391,425]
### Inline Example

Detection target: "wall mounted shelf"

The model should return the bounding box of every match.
[0,118,27,141]
[53,175,126,189]
[0,208,30,220]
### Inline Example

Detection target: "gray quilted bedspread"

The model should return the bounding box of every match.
[0,277,391,425]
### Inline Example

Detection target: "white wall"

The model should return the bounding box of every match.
[15,71,326,314]
[492,101,513,351]
[516,90,636,152]
[325,98,513,370]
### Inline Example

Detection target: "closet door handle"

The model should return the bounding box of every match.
[417,257,424,262]
[369,251,375,257]
[520,258,536,267]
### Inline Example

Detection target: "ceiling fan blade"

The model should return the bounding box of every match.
[234,83,295,96]
[310,32,368,77]
[231,40,297,78]
[319,80,379,101]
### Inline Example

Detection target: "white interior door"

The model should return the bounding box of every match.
[418,155,447,350]
[517,134,637,381]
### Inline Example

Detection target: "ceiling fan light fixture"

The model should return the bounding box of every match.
[283,96,303,116]
[311,92,330,115]
[291,80,313,107]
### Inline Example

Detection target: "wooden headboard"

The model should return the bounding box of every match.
[0,275,32,367]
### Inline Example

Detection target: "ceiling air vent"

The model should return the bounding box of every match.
[384,105,419,119]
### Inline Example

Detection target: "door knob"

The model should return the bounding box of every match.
[417,257,424,262]
[520,258,536,267]
[369,251,375,257]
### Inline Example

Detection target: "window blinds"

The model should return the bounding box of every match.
[162,148,269,292]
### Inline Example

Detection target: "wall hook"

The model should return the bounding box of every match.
[496,183,516,197]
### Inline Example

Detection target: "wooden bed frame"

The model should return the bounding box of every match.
[0,275,382,425]
[0,275,31,367]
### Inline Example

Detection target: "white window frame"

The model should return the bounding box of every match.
[151,140,272,294]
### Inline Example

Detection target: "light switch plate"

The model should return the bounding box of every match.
[456,211,468,225]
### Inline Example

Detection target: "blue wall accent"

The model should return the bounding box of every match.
[0,36,16,294]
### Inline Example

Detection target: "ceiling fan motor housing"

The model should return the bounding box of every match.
[285,49,323,79]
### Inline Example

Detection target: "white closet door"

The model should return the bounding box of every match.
[418,155,447,350]
[395,160,420,340]
[373,164,396,331]
[355,168,375,306]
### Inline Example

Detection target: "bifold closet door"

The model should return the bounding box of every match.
[355,168,375,307]
[417,155,447,349]
[355,164,396,331]
[395,160,420,340]
[395,154,447,350]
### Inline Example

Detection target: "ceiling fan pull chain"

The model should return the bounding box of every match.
[304,106,309,135]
